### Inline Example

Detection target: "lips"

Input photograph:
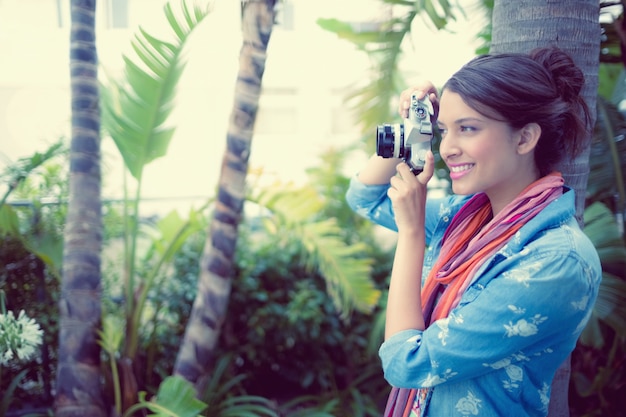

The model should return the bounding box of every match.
[448,163,474,179]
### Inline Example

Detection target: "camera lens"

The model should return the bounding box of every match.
[376,124,405,158]
[376,124,397,158]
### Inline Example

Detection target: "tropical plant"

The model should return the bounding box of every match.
[124,376,207,417]
[99,0,211,408]
[0,140,66,275]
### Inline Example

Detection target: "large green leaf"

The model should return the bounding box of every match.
[133,375,207,417]
[101,1,210,180]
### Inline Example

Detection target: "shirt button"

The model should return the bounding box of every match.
[443,216,449,222]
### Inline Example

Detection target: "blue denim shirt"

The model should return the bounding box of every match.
[346,176,602,417]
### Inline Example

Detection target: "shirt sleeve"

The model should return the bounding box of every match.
[345,174,451,243]
[345,174,398,231]
[378,247,599,389]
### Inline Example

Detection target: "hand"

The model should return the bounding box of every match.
[398,82,439,119]
[387,151,435,234]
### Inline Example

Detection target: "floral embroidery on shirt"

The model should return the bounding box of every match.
[436,312,464,346]
[422,368,459,387]
[502,364,524,391]
[438,202,452,218]
[504,313,547,337]
[538,382,550,413]
[502,260,543,287]
[455,391,482,415]
[483,352,531,371]
[508,304,526,315]
[571,295,589,311]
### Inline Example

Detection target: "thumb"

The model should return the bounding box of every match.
[416,151,435,184]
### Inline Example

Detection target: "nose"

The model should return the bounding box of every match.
[438,132,459,162]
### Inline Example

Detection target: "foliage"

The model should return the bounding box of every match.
[124,375,207,417]
[99,0,211,368]
[2,1,626,416]
[316,0,458,147]
[0,143,66,410]
[0,290,44,417]
[95,1,213,413]
[199,355,277,417]
[571,201,626,417]
[570,94,626,417]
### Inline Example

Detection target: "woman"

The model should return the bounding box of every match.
[346,47,602,417]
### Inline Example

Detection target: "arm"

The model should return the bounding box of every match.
[384,152,435,338]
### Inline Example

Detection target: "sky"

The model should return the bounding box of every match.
[0,0,482,216]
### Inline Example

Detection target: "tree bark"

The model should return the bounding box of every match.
[490,1,600,416]
[173,0,277,392]
[54,0,105,416]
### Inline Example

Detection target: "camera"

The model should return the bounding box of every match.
[376,94,434,174]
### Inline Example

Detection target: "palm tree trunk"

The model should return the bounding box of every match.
[173,0,277,391]
[490,1,600,416]
[54,0,106,415]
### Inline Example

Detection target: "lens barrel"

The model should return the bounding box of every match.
[376,124,400,158]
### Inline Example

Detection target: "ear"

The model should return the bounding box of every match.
[517,123,541,155]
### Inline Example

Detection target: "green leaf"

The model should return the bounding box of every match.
[0,369,28,415]
[101,0,210,180]
[0,204,20,236]
[145,375,207,417]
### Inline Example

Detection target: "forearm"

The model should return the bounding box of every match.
[384,230,426,339]
[356,154,402,185]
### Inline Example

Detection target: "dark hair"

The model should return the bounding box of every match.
[442,46,591,176]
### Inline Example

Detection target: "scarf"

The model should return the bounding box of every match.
[384,173,565,417]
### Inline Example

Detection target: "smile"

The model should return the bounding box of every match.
[449,164,474,173]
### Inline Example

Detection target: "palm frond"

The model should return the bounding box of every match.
[318,0,459,150]
[250,184,381,318]
[101,1,211,180]
[317,12,413,146]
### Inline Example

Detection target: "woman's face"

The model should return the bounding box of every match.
[437,90,538,212]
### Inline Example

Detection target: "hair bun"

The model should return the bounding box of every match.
[530,47,585,102]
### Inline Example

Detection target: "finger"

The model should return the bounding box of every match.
[398,91,415,118]
[395,161,415,180]
[416,151,435,184]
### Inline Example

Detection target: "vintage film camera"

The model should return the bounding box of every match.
[376,94,434,174]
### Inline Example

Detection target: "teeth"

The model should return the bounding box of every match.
[450,164,473,173]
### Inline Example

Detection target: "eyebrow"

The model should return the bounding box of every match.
[437,117,484,127]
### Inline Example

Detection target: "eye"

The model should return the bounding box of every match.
[459,125,476,133]
[436,126,447,136]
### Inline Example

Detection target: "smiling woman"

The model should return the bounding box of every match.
[345,46,602,417]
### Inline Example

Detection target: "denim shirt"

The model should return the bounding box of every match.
[346,176,602,417]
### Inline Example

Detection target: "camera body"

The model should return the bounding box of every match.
[376,94,434,174]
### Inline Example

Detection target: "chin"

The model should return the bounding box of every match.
[451,184,474,196]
